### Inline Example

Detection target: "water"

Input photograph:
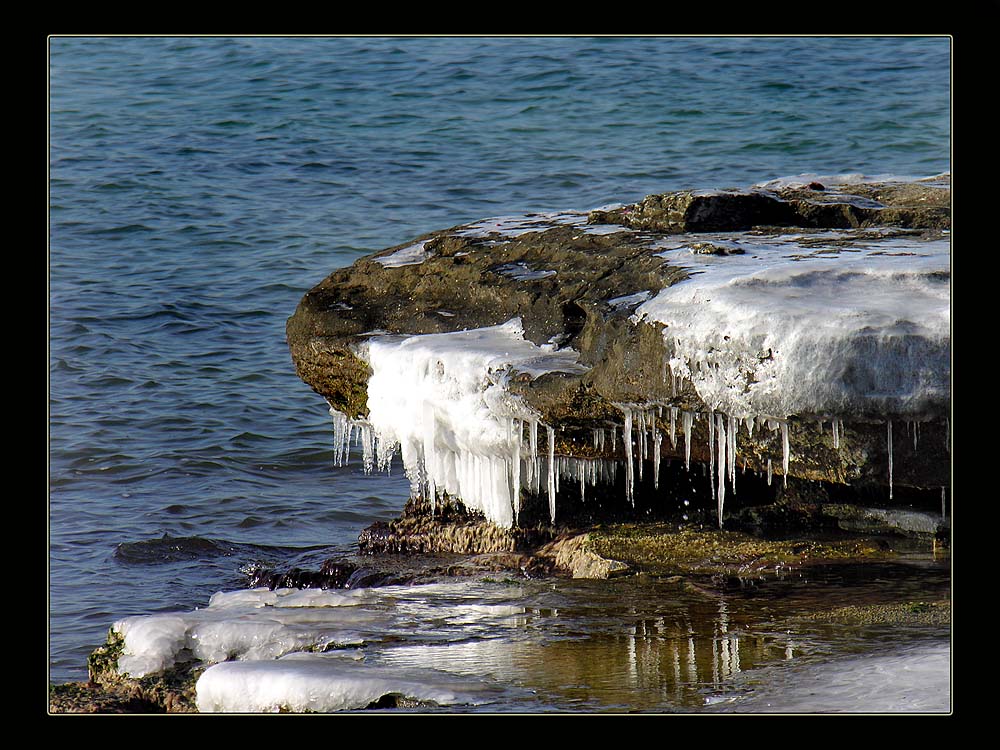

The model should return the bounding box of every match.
[48,35,951,710]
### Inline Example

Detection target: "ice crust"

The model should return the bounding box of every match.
[111,582,525,712]
[355,318,589,528]
[375,240,435,268]
[196,658,486,713]
[636,233,950,420]
[113,588,374,678]
[712,641,950,713]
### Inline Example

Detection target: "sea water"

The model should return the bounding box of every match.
[49,35,950,711]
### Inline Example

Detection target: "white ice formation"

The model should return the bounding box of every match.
[374,240,435,268]
[111,583,522,712]
[332,318,590,528]
[635,231,950,421]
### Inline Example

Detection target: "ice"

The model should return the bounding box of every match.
[781,421,790,489]
[195,657,488,713]
[495,262,557,281]
[112,588,373,679]
[683,411,693,471]
[716,413,726,528]
[887,420,894,500]
[653,428,662,490]
[708,411,716,501]
[374,240,435,268]
[621,405,635,507]
[352,318,588,528]
[636,234,950,420]
[607,290,654,310]
[711,641,951,713]
[547,425,556,523]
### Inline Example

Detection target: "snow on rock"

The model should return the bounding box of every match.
[635,232,950,421]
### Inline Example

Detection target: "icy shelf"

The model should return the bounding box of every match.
[635,231,950,420]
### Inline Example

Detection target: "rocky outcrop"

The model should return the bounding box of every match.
[587,176,951,233]
[286,175,951,531]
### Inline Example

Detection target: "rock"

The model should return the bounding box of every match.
[534,533,631,579]
[247,562,360,590]
[286,177,951,532]
[819,504,948,537]
[587,175,950,233]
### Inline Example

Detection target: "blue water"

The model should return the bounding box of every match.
[49,36,950,691]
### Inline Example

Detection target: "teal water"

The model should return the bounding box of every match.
[48,35,950,706]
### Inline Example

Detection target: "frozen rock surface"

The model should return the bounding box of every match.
[287,175,951,529]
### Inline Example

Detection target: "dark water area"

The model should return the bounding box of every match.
[49,36,950,707]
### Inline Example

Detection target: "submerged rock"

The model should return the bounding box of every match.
[287,175,951,533]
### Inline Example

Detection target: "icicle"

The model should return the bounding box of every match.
[361,423,375,474]
[780,420,789,489]
[887,420,893,500]
[638,410,647,461]
[832,418,840,450]
[330,407,349,467]
[745,415,755,438]
[728,415,737,491]
[653,429,662,490]
[637,410,645,482]
[547,425,556,524]
[941,487,946,519]
[623,407,635,507]
[716,413,726,529]
[611,426,617,453]
[708,411,716,503]
[945,417,950,453]
[579,460,586,504]
[530,419,540,495]
[512,419,522,524]
[913,420,919,451]
[683,411,693,471]
[767,458,773,486]
[670,407,677,448]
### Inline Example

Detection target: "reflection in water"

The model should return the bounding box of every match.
[376,591,807,711]
[375,562,948,712]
